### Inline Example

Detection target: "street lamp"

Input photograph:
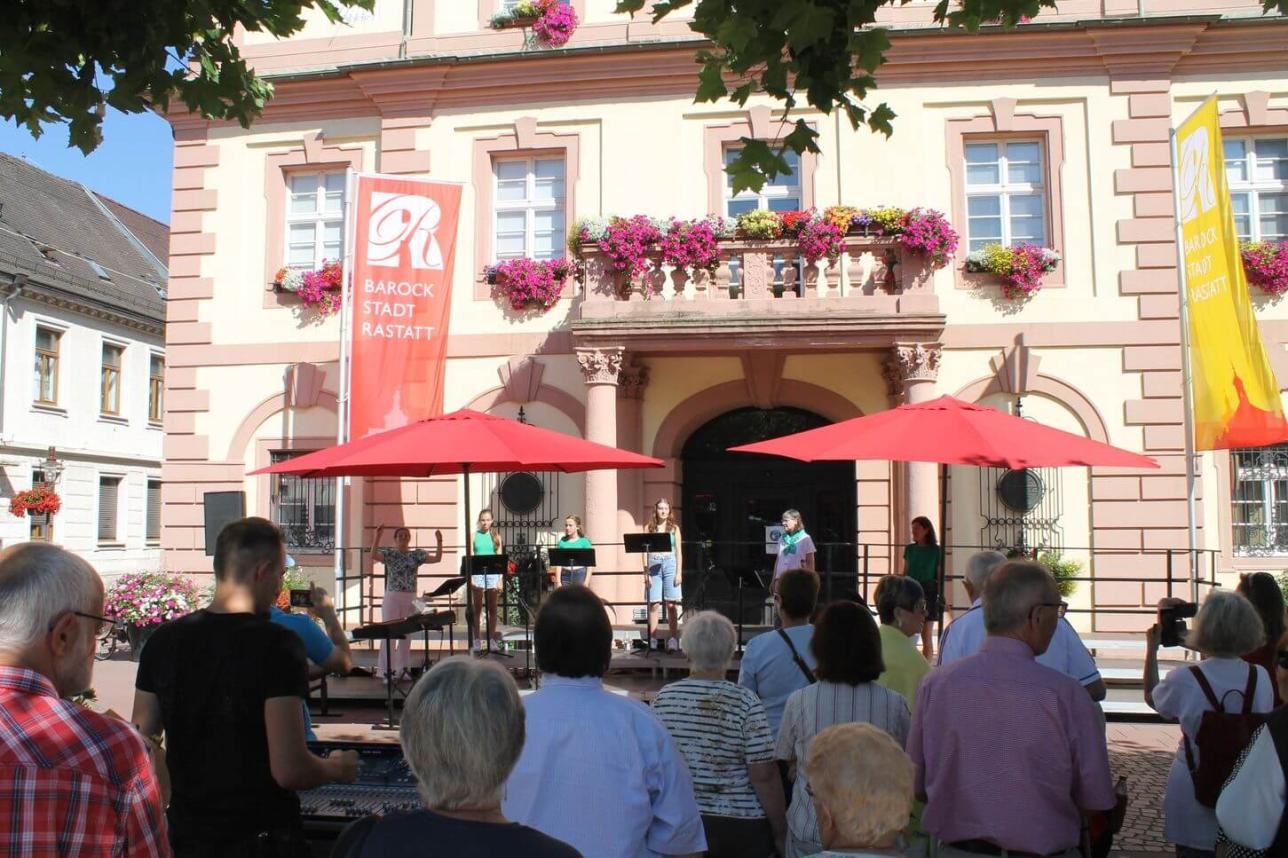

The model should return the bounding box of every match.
[41,447,64,486]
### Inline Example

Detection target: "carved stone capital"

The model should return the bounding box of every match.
[576,348,624,385]
[884,342,942,395]
[618,359,650,400]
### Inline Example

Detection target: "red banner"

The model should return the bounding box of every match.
[348,175,462,440]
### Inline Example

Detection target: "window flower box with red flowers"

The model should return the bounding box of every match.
[273,261,343,318]
[9,486,61,518]
[1241,240,1288,297]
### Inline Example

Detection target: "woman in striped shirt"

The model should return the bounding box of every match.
[653,612,787,858]
[774,600,912,858]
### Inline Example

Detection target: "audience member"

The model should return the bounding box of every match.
[939,550,1107,701]
[739,569,820,737]
[333,658,580,857]
[1237,572,1286,706]
[1215,631,1288,855]
[270,563,353,742]
[0,543,169,857]
[910,561,1114,856]
[653,612,787,858]
[133,518,358,857]
[1145,592,1273,856]
[804,723,915,858]
[503,585,706,857]
[775,600,911,858]
[873,576,931,714]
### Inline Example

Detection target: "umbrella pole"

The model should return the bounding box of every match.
[464,463,475,654]
[937,462,948,650]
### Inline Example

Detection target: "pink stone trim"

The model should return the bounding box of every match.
[470,123,580,300]
[227,389,339,462]
[462,383,585,435]
[651,380,862,458]
[951,373,1111,444]
[262,133,365,310]
[945,110,1066,289]
[702,113,818,215]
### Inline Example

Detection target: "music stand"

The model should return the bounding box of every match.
[624,533,672,554]
[723,567,769,654]
[423,576,465,655]
[464,555,510,655]
[547,548,596,568]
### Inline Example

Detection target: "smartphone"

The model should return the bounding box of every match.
[1159,601,1199,647]
[289,588,314,608]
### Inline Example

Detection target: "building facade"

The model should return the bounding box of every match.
[0,154,167,578]
[160,0,1288,629]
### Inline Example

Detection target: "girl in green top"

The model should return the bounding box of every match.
[470,509,504,650]
[901,516,941,661]
[552,514,593,588]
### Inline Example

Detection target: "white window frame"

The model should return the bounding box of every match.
[97,473,124,545]
[722,144,802,217]
[492,155,567,262]
[146,478,162,545]
[100,338,126,418]
[284,171,346,270]
[1225,135,1288,242]
[148,352,165,425]
[963,138,1048,252]
[33,324,62,406]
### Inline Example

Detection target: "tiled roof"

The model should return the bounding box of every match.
[0,152,165,325]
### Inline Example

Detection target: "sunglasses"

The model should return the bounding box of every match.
[50,611,118,639]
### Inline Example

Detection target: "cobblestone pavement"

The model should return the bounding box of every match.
[1108,723,1179,855]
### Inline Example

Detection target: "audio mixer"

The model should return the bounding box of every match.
[300,741,421,840]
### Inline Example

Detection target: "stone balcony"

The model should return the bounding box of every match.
[570,235,946,353]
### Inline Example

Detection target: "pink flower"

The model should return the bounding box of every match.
[601,216,662,278]
[898,208,959,270]
[1242,241,1288,296]
[796,216,846,265]
[486,257,572,310]
[533,0,578,48]
[660,219,721,273]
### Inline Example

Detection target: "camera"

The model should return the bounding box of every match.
[288,588,314,609]
[1159,601,1199,647]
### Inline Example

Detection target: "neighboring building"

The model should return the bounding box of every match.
[159,1,1288,630]
[0,154,167,577]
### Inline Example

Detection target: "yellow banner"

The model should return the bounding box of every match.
[1177,98,1288,450]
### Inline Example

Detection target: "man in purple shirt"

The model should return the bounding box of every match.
[908,561,1115,857]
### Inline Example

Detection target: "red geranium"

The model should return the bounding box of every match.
[9,486,61,518]
[780,210,814,237]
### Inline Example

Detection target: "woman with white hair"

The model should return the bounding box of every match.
[334,657,581,857]
[804,722,914,857]
[652,611,787,858]
[1145,590,1274,857]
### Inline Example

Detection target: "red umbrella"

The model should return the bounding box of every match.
[728,395,1158,469]
[252,409,662,648]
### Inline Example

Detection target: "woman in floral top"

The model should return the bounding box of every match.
[371,524,443,678]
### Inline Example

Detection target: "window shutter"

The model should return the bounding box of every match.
[98,478,119,541]
[147,480,162,542]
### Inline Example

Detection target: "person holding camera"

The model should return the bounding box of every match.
[270,562,353,741]
[1144,591,1273,857]
[371,525,443,677]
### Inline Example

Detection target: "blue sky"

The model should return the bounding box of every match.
[0,108,174,224]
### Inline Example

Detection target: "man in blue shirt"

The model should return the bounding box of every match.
[739,569,819,737]
[504,585,706,858]
[269,561,353,741]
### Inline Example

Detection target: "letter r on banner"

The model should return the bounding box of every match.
[367,192,445,269]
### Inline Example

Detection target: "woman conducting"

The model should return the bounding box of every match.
[371,524,443,678]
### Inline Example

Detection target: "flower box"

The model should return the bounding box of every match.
[8,486,60,518]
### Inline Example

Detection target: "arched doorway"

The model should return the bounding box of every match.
[682,407,857,623]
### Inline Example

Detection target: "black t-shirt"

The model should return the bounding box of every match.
[135,609,309,842]
[351,809,583,857]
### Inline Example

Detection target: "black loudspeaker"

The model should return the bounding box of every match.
[203,491,246,556]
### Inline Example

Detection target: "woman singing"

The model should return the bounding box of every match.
[371,525,443,678]
[551,514,593,588]
[471,509,504,651]
[644,498,683,653]
[771,509,816,592]
[901,516,941,661]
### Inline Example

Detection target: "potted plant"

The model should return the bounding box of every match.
[1241,240,1288,296]
[735,209,784,240]
[489,0,579,48]
[1038,551,1082,599]
[104,572,203,659]
[796,215,846,265]
[484,257,575,311]
[899,208,960,270]
[274,260,343,317]
[966,243,1060,299]
[8,485,61,518]
[660,218,722,274]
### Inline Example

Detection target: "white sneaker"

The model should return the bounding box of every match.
[665,637,679,653]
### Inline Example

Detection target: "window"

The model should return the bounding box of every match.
[34,327,59,405]
[149,355,165,423]
[29,469,49,542]
[270,451,336,552]
[101,343,123,416]
[493,157,566,261]
[1225,137,1288,242]
[87,259,112,282]
[723,146,801,216]
[98,476,121,543]
[963,140,1047,252]
[146,479,162,544]
[1231,445,1288,555]
[285,172,346,269]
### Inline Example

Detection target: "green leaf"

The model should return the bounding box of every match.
[695,62,728,102]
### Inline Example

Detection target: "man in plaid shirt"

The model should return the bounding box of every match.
[0,542,169,856]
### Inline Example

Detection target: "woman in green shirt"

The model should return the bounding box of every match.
[552,514,593,588]
[873,575,931,713]
[901,516,940,661]
[470,509,504,651]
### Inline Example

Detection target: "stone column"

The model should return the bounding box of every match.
[884,343,942,541]
[577,347,624,602]
[617,359,650,542]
